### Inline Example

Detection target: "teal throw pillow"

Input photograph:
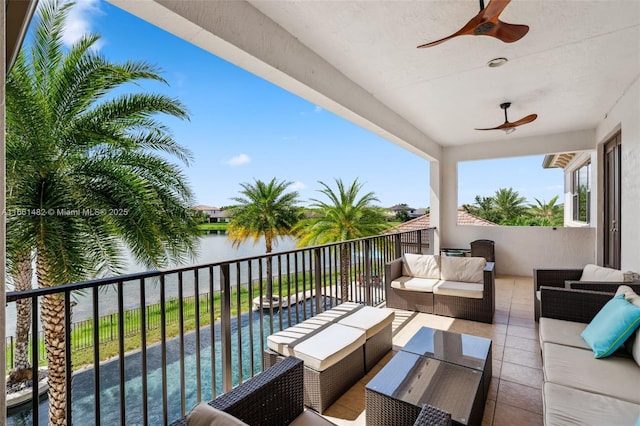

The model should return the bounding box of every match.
[581,294,640,358]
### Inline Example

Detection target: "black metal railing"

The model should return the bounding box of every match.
[5,229,433,425]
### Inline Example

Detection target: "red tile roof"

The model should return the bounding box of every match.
[386,209,496,233]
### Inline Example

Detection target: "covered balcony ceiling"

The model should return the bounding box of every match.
[110,0,640,157]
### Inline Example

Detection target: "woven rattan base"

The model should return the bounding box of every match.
[264,347,365,414]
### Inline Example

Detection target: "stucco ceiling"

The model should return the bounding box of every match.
[248,0,640,146]
[110,0,639,151]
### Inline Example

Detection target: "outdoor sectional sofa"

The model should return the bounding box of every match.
[538,284,640,425]
[533,264,640,321]
[384,253,495,323]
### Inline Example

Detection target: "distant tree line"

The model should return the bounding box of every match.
[463,188,563,226]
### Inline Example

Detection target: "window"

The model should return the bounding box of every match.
[572,161,591,223]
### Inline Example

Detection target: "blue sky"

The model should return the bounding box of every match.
[45,0,563,208]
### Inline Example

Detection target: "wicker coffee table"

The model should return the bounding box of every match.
[365,327,492,426]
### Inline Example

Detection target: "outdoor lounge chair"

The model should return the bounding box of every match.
[170,356,336,425]
[170,356,450,426]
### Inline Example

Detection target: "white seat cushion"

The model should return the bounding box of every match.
[267,302,364,355]
[292,324,366,371]
[338,306,394,338]
[539,317,590,350]
[440,256,486,283]
[402,253,441,279]
[433,280,484,299]
[580,264,625,282]
[543,382,640,426]
[543,343,640,404]
[391,276,440,292]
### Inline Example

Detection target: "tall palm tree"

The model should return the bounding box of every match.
[226,178,302,302]
[6,2,199,424]
[529,196,564,226]
[463,195,500,224]
[493,187,528,223]
[293,179,388,302]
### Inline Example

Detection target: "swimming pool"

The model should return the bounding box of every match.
[7,297,333,425]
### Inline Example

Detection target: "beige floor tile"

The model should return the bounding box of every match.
[507,325,539,340]
[492,403,543,426]
[487,377,499,401]
[482,399,496,426]
[492,343,505,361]
[505,335,540,353]
[491,359,502,381]
[503,347,542,369]
[507,316,537,329]
[500,361,543,389]
[497,380,543,415]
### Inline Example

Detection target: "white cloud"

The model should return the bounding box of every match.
[61,0,102,48]
[227,154,251,166]
[314,105,323,113]
[290,181,307,191]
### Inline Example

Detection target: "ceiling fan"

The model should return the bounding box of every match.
[417,0,529,48]
[475,102,537,134]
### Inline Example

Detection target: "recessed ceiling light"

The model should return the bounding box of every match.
[487,57,508,68]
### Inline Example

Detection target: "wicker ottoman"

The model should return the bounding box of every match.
[265,323,366,413]
[337,306,395,372]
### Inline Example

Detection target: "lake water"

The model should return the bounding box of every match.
[4,233,298,337]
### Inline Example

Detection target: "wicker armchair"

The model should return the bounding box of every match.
[169,357,336,426]
[533,268,640,321]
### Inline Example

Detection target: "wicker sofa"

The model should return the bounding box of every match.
[533,265,640,321]
[538,285,640,425]
[385,253,495,323]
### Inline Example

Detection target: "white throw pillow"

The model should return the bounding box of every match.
[580,264,624,282]
[187,402,249,426]
[402,253,441,279]
[440,256,486,283]
[615,285,640,307]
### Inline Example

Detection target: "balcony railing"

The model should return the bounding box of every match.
[5,228,433,425]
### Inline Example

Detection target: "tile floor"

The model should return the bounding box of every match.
[322,275,543,426]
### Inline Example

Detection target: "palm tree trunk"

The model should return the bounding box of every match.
[8,251,33,385]
[265,236,273,301]
[36,254,69,426]
[340,244,350,302]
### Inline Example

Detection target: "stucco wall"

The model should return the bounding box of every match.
[442,226,595,277]
[596,76,640,273]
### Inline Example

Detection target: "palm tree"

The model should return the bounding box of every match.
[529,196,564,226]
[226,178,302,303]
[293,179,388,302]
[6,2,199,424]
[463,195,500,224]
[493,187,528,223]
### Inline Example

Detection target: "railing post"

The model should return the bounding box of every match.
[416,229,423,254]
[220,263,233,392]
[364,239,372,306]
[313,248,322,315]
[394,233,402,259]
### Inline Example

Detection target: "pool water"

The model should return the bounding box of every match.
[7,297,334,425]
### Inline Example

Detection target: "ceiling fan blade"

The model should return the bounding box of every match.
[417,16,480,48]
[475,125,507,131]
[508,113,538,127]
[492,20,530,43]
[475,114,537,131]
[481,0,511,20]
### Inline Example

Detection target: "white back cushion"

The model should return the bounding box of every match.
[402,253,440,279]
[440,256,486,283]
[580,264,624,282]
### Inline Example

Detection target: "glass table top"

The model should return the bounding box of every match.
[366,350,482,425]
[402,327,491,371]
